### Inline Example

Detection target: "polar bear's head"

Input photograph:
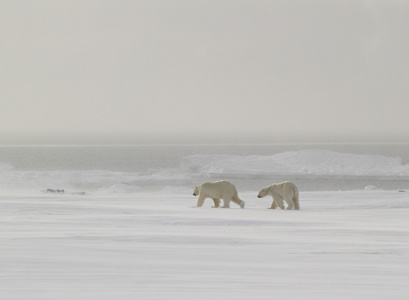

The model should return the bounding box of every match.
[257,186,271,198]
[193,186,200,196]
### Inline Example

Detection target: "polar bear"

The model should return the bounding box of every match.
[193,180,245,208]
[257,181,300,210]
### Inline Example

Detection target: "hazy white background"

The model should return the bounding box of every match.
[1,0,408,144]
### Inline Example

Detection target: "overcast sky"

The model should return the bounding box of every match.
[1,0,409,144]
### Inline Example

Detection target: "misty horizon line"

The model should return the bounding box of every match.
[0,135,409,146]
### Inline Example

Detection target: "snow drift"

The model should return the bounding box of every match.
[181,149,409,176]
[1,149,409,192]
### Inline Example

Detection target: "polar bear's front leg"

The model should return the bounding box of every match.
[269,201,278,209]
[212,198,220,208]
[273,195,285,209]
[196,195,206,207]
[221,198,231,208]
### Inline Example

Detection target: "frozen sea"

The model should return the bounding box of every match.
[1,144,409,299]
[1,143,409,193]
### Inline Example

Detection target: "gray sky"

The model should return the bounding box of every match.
[1,0,409,144]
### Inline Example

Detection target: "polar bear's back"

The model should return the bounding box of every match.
[200,180,238,199]
[280,181,298,192]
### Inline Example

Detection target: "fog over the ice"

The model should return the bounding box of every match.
[1,0,409,144]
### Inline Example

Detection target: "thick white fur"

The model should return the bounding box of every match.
[193,180,245,208]
[257,181,300,210]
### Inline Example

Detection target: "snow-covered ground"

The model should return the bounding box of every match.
[1,189,409,299]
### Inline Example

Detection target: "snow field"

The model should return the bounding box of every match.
[1,190,409,299]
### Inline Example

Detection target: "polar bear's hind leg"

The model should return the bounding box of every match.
[231,195,245,208]
[286,197,294,210]
[293,194,300,210]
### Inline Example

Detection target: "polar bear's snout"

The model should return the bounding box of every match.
[257,187,269,198]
